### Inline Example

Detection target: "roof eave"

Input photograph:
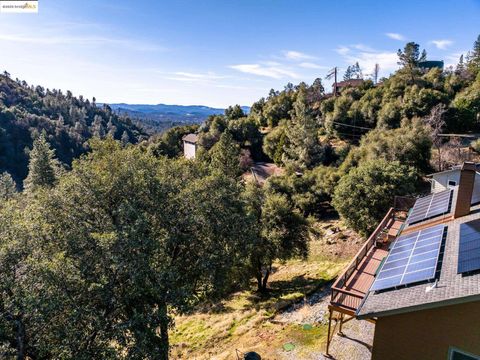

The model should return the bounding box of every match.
[357,293,480,320]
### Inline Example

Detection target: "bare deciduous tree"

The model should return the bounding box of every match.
[425,104,447,171]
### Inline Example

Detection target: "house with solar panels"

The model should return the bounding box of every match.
[428,163,480,204]
[326,162,480,360]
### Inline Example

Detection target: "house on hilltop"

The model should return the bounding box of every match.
[327,162,480,360]
[332,79,364,94]
[182,133,198,159]
[419,60,444,71]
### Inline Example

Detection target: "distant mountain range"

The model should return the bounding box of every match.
[105,103,250,134]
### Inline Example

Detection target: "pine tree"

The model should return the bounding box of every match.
[467,35,480,75]
[397,42,426,82]
[24,132,58,191]
[225,104,245,120]
[344,62,363,80]
[456,54,465,74]
[92,115,105,138]
[343,65,354,81]
[107,118,117,138]
[352,62,363,79]
[209,131,241,178]
[0,172,16,200]
[306,78,325,104]
[282,87,324,170]
[121,130,130,146]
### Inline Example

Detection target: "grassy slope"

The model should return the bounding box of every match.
[170,219,363,359]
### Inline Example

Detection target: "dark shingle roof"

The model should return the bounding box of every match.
[182,133,198,144]
[334,79,364,88]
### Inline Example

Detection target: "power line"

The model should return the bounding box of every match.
[333,131,363,138]
[331,121,373,131]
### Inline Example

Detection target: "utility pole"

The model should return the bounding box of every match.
[326,67,338,96]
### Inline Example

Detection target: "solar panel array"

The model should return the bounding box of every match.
[458,219,480,274]
[406,189,453,225]
[370,224,447,292]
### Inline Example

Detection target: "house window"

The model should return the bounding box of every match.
[449,347,480,360]
[448,180,457,188]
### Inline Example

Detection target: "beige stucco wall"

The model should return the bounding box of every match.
[372,300,480,360]
[183,141,196,159]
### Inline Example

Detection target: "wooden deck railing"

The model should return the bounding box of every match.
[330,207,395,311]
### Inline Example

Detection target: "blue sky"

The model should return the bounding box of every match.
[0,0,479,107]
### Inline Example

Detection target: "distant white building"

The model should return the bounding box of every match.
[182,133,198,159]
[428,163,480,204]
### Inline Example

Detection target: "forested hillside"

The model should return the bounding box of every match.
[0,73,147,183]
[0,37,480,360]
[149,39,480,236]
[108,103,250,134]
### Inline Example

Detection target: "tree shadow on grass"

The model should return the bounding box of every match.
[192,274,334,315]
[241,275,330,312]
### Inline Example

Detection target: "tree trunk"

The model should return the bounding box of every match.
[256,272,263,292]
[15,319,26,360]
[256,264,271,293]
[261,268,270,291]
[437,146,441,171]
[158,301,170,360]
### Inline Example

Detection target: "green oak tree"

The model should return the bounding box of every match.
[0,139,252,360]
[332,160,417,235]
[243,182,308,292]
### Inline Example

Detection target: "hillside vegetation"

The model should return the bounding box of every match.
[0,73,147,183]
[0,37,479,360]
[149,38,480,234]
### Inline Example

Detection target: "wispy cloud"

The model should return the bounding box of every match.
[385,33,406,41]
[352,44,375,52]
[336,46,350,55]
[229,63,299,79]
[349,51,399,74]
[298,62,328,70]
[173,72,225,80]
[283,50,315,61]
[430,39,453,50]
[336,45,399,77]
[165,71,226,82]
[229,49,326,80]
[445,51,467,68]
[0,33,163,52]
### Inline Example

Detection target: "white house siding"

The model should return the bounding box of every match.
[183,141,196,159]
[431,171,480,204]
[430,171,460,193]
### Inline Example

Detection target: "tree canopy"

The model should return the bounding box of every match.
[243,182,308,292]
[332,160,417,235]
[0,73,146,183]
[0,139,252,359]
[23,132,59,192]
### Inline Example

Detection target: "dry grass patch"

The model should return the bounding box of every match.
[170,219,362,359]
